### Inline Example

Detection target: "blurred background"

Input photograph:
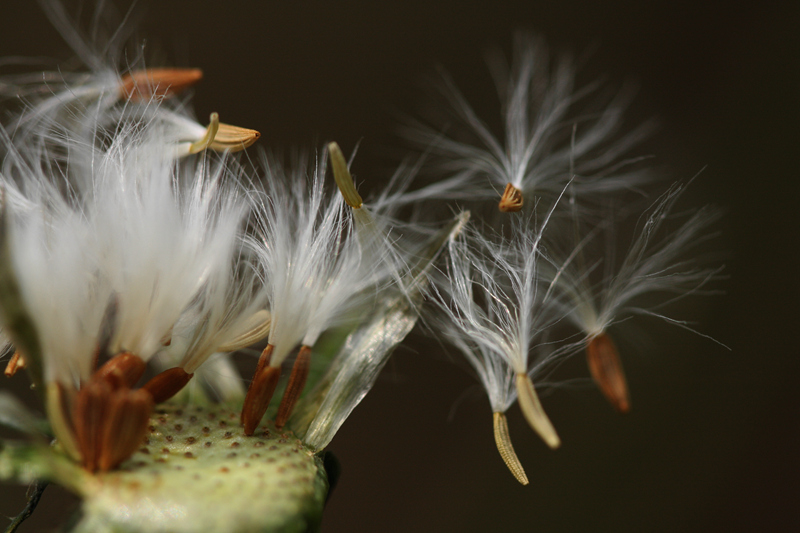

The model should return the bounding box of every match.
[0,1,797,531]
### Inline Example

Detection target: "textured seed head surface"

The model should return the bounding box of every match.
[74,404,327,533]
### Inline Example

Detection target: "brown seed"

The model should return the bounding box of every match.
[93,352,146,388]
[241,345,280,436]
[275,345,312,430]
[99,389,153,471]
[141,367,194,404]
[253,345,273,381]
[119,68,203,101]
[586,332,630,413]
[73,379,154,472]
[73,380,110,472]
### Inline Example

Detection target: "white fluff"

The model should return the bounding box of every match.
[430,210,566,412]
[0,0,143,148]
[249,153,394,367]
[406,33,653,207]
[0,95,252,383]
[174,239,270,374]
[1,133,108,384]
[543,181,723,341]
[89,123,249,362]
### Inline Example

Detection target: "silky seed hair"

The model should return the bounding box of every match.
[405,32,654,213]
[249,151,404,368]
[542,180,724,339]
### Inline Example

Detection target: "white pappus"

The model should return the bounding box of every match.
[429,203,571,484]
[407,32,653,214]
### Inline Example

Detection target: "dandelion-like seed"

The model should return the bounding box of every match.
[407,33,653,213]
[430,202,570,483]
[542,181,724,412]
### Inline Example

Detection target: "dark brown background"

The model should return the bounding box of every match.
[0,1,797,531]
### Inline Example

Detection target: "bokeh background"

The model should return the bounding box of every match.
[0,1,797,531]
